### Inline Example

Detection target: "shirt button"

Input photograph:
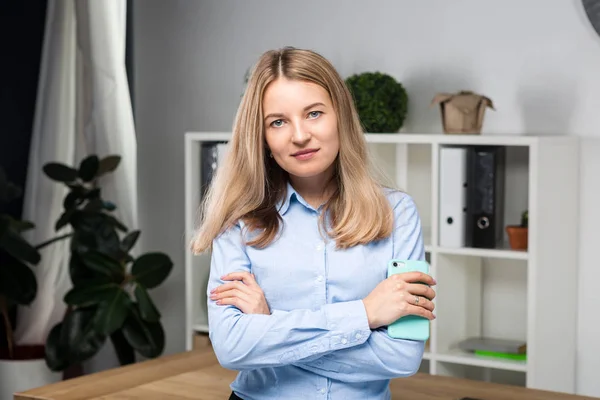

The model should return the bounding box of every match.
[320,388,326,394]
[316,243,323,251]
[355,333,362,340]
[316,275,323,282]
[341,337,348,345]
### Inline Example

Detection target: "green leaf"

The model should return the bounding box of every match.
[121,230,140,253]
[84,198,104,212]
[46,307,108,371]
[69,252,103,286]
[134,284,160,322]
[78,155,99,182]
[80,251,124,280]
[122,303,165,358]
[0,218,41,265]
[93,288,131,335]
[70,211,121,256]
[43,162,78,183]
[63,279,120,307]
[59,307,106,367]
[107,215,128,232]
[0,255,37,305]
[131,252,173,289]
[55,209,75,231]
[63,191,81,210]
[97,155,121,176]
[45,323,69,371]
[110,329,135,365]
[7,217,35,233]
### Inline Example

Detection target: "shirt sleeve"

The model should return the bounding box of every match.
[207,222,372,371]
[293,193,427,382]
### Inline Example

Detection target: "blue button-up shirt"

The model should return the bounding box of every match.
[207,182,426,399]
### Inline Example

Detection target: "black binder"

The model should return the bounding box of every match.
[465,146,506,249]
[200,142,226,199]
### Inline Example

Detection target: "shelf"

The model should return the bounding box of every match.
[434,246,528,260]
[194,322,210,333]
[184,131,580,393]
[435,350,527,372]
[185,132,577,147]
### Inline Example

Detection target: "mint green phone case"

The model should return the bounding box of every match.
[387,259,430,341]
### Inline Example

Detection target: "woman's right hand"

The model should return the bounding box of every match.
[362,271,437,330]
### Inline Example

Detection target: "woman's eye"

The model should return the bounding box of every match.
[308,111,322,119]
[271,119,284,128]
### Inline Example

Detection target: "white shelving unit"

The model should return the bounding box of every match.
[184,132,579,394]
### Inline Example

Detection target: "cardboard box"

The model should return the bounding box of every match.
[431,90,494,134]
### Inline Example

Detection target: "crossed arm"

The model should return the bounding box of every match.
[206,195,432,382]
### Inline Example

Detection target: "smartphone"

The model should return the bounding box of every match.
[386,259,431,341]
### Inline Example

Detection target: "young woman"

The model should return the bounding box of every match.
[191,47,437,400]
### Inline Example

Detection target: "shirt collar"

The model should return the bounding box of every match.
[277,181,322,215]
[277,181,297,216]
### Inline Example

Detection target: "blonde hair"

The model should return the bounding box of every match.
[191,47,393,253]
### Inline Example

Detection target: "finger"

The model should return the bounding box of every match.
[406,303,436,320]
[398,271,436,286]
[408,294,435,312]
[212,288,252,303]
[221,271,258,286]
[212,281,253,295]
[406,283,436,300]
[216,296,249,310]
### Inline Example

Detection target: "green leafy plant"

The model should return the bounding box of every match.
[0,167,41,359]
[521,210,528,228]
[42,155,173,371]
[0,168,65,360]
[345,71,408,133]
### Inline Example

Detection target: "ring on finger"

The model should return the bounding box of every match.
[414,295,420,305]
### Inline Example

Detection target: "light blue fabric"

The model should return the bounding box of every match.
[207,182,426,399]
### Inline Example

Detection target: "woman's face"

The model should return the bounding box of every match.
[262,77,339,187]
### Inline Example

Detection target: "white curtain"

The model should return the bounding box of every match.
[15,0,137,346]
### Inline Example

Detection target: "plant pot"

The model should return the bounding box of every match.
[0,345,61,399]
[506,226,528,250]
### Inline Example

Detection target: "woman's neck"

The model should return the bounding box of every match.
[289,170,337,209]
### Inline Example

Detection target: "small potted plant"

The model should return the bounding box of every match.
[506,210,528,250]
[344,71,408,133]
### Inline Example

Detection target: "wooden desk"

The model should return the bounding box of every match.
[15,348,597,400]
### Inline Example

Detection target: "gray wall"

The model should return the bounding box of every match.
[127,0,600,396]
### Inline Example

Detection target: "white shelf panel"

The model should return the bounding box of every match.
[434,246,529,260]
[186,131,231,141]
[423,352,432,361]
[435,350,527,372]
[185,132,577,147]
[194,323,210,333]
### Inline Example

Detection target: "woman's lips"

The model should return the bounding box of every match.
[292,149,319,160]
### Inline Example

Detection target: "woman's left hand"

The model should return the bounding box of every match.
[210,271,270,315]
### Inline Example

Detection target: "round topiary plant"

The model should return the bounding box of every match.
[345,71,408,133]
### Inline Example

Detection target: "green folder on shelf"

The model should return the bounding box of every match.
[474,350,527,361]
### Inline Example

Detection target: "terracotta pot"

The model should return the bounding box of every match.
[506,226,528,250]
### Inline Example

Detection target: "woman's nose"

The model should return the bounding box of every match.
[291,121,311,143]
